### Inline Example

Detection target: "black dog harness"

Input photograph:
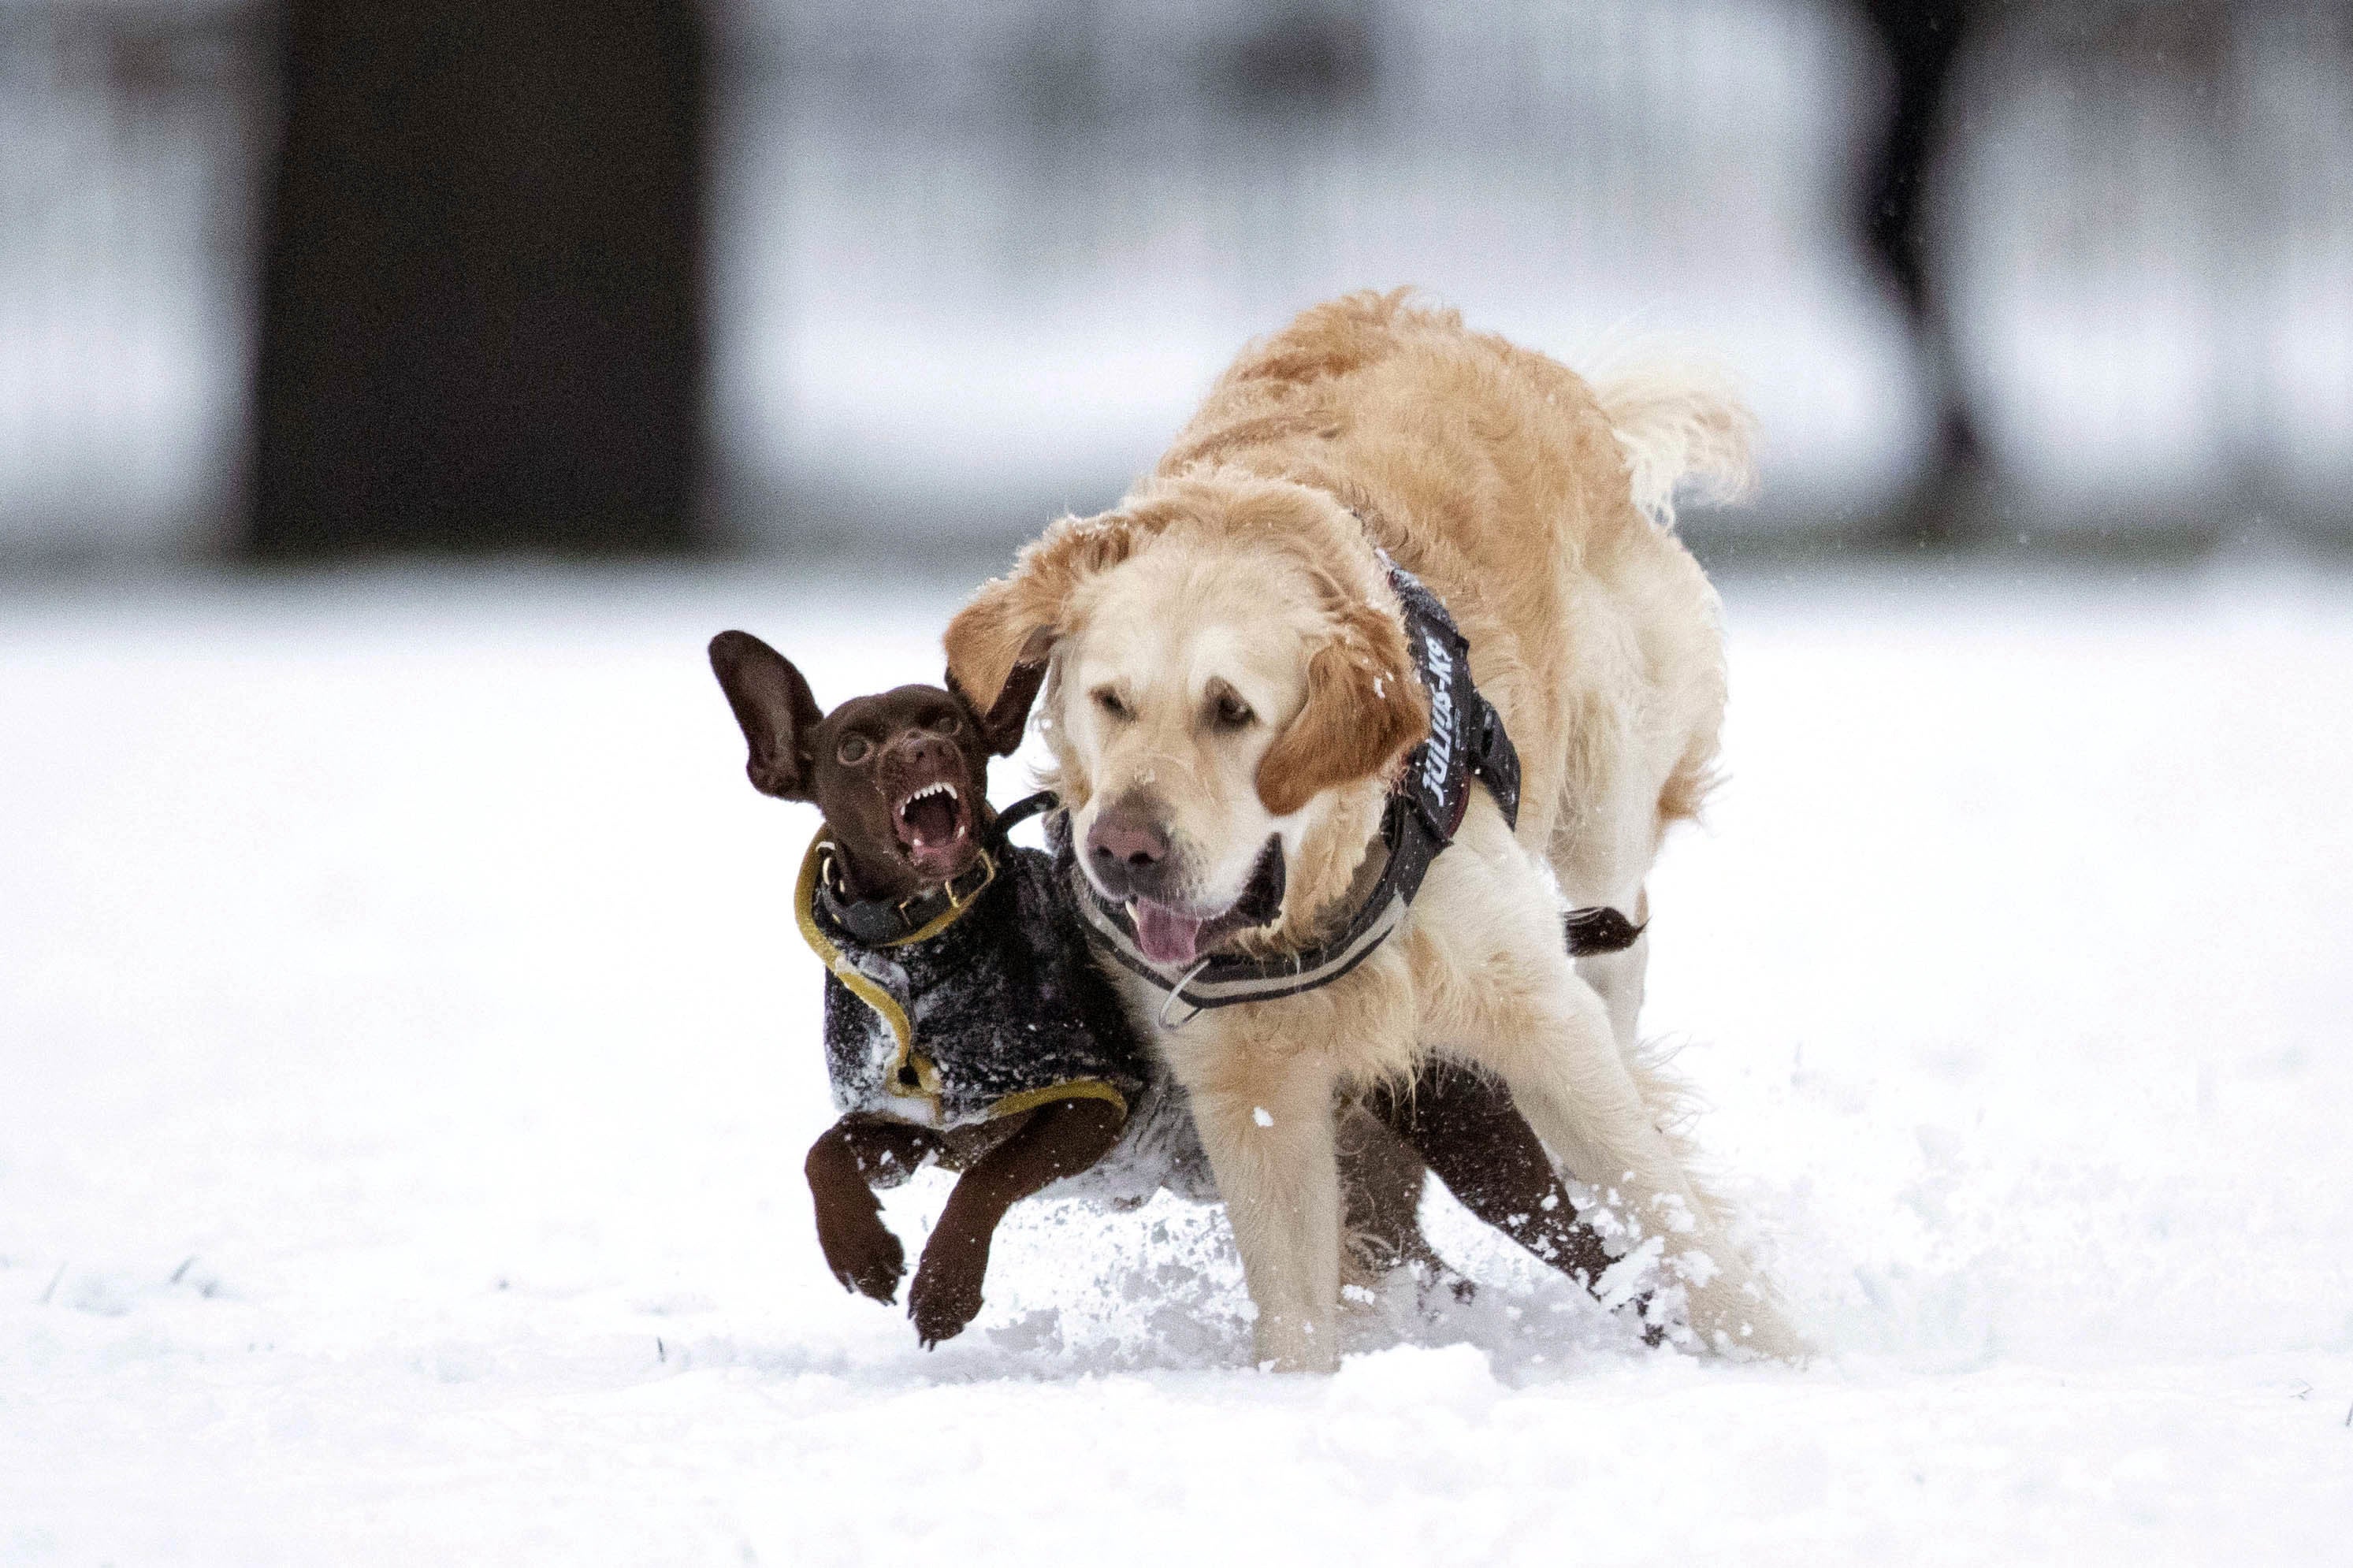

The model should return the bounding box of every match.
[1066,559,1643,1021]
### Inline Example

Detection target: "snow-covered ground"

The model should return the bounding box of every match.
[2,559,2348,1564]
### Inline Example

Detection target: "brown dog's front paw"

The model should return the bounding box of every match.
[906,1256,985,1347]
[818,1214,905,1304]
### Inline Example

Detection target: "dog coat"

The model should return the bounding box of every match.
[795,827,1158,1133]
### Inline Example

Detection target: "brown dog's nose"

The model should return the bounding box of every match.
[1087,797,1173,897]
[893,733,956,774]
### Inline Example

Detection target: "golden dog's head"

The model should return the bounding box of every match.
[945,471,1429,967]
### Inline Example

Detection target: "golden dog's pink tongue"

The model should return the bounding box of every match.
[1131,901,1205,968]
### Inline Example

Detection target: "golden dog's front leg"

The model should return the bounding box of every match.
[1188,1057,1345,1373]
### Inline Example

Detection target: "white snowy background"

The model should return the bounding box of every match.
[3,557,2348,1564]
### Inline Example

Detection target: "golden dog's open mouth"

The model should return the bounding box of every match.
[1117,837,1287,968]
[1125,901,1205,967]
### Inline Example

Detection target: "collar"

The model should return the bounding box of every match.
[805,789,1061,949]
[811,840,999,948]
[1068,556,1522,1023]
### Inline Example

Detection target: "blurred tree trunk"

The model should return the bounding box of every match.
[1853,0,1986,541]
[246,1,707,557]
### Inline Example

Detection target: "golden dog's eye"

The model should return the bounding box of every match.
[1093,688,1130,722]
[1211,690,1255,730]
[838,734,871,764]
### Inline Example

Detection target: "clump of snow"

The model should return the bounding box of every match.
[0,559,2348,1564]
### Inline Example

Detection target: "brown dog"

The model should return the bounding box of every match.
[711,629,1624,1349]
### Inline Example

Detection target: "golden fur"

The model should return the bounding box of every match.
[946,291,1794,1369]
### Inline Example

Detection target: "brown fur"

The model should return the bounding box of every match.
[808,1072,1617,1346]
[806,1105,1124,1346]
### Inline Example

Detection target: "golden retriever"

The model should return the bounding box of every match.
[945,290,1798,1370]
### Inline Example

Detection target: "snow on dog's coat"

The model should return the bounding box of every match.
[947,291,1798,1369]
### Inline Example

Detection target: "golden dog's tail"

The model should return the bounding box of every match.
[1593,364,1758,530]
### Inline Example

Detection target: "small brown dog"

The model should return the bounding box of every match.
[711,629,1626,1349]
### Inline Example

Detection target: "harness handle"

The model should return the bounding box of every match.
[991,790,1059,841]
[1156,957,1216,1031]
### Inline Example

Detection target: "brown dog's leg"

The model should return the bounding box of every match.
[805,1118,942,1303]
[1336,1102,1454,1290]
[905,1098,1125,1347]
[1365,1061,1617,1289]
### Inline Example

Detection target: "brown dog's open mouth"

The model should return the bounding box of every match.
[893,780,972,874]
[889,777,965,847]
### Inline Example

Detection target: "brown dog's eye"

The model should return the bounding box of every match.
[838,734,871,764]
[1211,690,1255,730]
[1093,688,1129,722]
[929,711,961,736]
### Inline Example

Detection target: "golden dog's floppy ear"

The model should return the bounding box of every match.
[1256,600,1431,817]
[946,659,1048,758]
[943,511,1146,719]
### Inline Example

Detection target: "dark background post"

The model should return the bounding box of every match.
[245,1,708,558]
[1853,0,1981,541]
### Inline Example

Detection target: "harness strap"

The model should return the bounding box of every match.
[1382,556,1520,838]
[794,834,942,1116]
[993,790,1058,838]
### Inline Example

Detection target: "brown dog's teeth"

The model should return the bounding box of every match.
[896,779,965,849]
[897,781,960,822]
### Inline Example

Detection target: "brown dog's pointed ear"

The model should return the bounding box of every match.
[708,630,826,800]
[1255,602,1431,817]
[949,657,1048,757]
[943,509,1146,721]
